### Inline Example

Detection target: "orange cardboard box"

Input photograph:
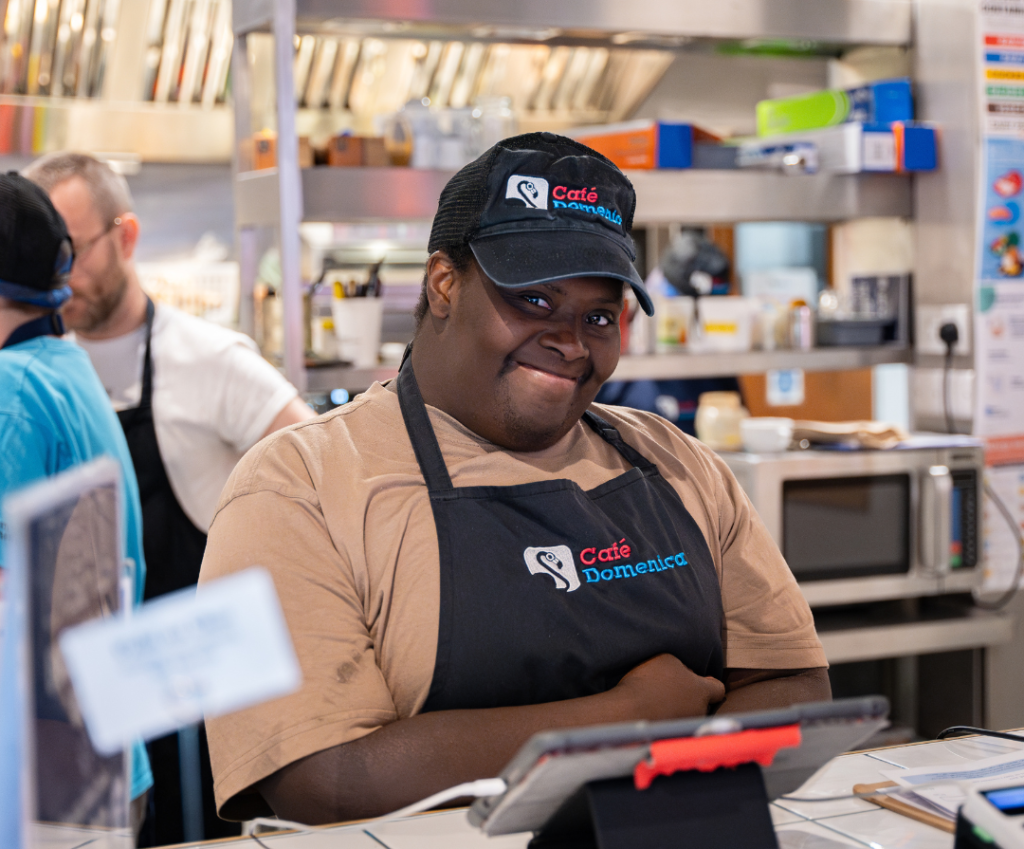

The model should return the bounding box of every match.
[362,137,389,166]
[328,135,363,166]
[252,132,276,170]
[571,120,720,170]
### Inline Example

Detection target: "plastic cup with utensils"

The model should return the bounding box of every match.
[331,298,384,368]
[741,417,795,453]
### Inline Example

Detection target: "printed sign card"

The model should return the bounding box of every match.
[60,567,301,755]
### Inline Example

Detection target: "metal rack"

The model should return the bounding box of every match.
[231,0,916,392]
[243,0,912,44]
[236,167,913,227]
[305,346,914,393]
[0,0,237,162]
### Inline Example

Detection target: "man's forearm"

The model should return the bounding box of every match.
[260,694,626,823]
[258,654,724,824]
[718,667,831,715]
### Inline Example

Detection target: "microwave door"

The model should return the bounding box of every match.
[782,474,912,583]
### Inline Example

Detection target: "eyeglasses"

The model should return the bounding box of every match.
[72,217,122,262]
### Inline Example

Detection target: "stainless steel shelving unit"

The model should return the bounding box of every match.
[244,0,912,43]
[232,0,916,392]
[236,167,913,228]
[817,609,1013,665]
[304,346,912,393]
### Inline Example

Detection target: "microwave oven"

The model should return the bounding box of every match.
[720,439,984,607]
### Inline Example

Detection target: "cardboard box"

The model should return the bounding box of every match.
[298,136,313,168]
[362,137,389,166]
[737,122,937,174]
[328,135,362,167]
[248,133,315,169]
[569,120,721,170]
[252,132,276,170]
[756,78,914,136]
[327,135,391,167]
[892,122,938,172]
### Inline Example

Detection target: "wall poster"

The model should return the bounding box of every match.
[975,2,1024,591]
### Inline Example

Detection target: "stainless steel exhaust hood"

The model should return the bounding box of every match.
[0,0,910,161]
[279,35,675,132]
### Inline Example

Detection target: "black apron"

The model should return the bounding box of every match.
[396,360,724,714]
[117,298,207,601]
[116,300,232,846]
[1,311,64,349]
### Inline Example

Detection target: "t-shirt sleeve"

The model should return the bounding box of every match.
[210,340,299,453]
[199,438,398,821]
[704,446,827,671]
[0,414,50,567]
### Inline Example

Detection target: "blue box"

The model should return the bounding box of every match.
[847,78,914,125]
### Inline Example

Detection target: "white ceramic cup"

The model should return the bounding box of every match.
[740,417,794,453]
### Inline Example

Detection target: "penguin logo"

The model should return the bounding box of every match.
[523,545,580,592]
[505,174,549,210]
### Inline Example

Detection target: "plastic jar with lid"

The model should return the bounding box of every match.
[694,391,750,451]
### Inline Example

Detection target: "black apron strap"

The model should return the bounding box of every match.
[1,311,64,349]
[397,353,656,491]
[582,410,657,472]
[138,297,156,410]
[396,357,455,494]
[120,297,156,428]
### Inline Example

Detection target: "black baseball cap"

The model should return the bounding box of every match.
[0,172,73,308]
[428,132,654,315]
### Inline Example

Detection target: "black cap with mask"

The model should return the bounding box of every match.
[0,172,73,308]
[428,133,654,316]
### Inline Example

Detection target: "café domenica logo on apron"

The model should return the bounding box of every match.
[523,539,691,593]
[523,546,581,592]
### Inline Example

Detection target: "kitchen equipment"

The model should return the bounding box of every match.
[956,781,1024,849]
[816,317,893,346]
[721,437,984,606]
[654,295,694,351]
[788,303,816,350]
[691,296,756,352]
[471,95,517,154]
[694,391,749,451]
[741,418,794,453]
[331,297,384,367]
[816,274,910,347]
[383,112,414,165]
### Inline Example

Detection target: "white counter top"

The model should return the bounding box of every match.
[170,733,1024,849]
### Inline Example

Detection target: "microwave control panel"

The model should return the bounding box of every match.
[951,468,979,571]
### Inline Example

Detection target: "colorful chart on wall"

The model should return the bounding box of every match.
[984,465,1024,591]
[974,1,1024,592]
[976,3,1024,450]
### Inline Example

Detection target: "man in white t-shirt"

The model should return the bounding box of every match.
[24,153,313,846]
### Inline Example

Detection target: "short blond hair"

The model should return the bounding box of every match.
[23,152,133,225]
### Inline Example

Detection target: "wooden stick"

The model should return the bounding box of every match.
[852,781,955,834]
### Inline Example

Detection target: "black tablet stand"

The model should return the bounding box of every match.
[527,762,779,849]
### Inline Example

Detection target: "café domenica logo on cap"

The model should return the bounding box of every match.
[505,174,549,209]
[504,173,623,228]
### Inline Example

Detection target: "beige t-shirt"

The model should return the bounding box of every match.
[199,382,826,819]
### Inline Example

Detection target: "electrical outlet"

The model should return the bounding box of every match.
[916,303,971,356]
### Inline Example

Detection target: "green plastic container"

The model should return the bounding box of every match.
[757,90,851,136]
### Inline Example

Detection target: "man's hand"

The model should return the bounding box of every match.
[258,654,723,824]
[613,653,726,719]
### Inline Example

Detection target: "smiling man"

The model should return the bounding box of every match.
[199,133,829,825]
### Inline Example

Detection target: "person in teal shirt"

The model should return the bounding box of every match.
[0,173,152,832]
